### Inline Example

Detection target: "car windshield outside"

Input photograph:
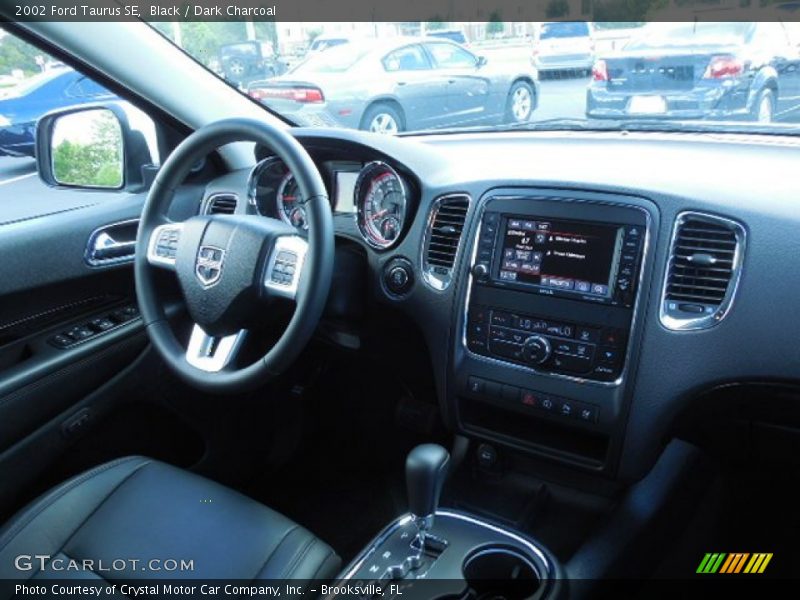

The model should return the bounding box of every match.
[3,20,800,141]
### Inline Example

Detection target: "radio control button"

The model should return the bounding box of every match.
[490,340,524,361]
[490,312,512,327]
[467,338,488,354]
[521,335,551,364]
[598,347,620,364]
[552,354,592,373]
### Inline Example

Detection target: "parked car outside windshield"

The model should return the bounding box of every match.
[247,37,539,133]
[587,22,800,123]
[135,20,800,135]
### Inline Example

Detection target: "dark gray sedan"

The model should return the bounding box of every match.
[248,37,539,133]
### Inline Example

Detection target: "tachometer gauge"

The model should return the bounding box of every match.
[355,162,408,249]
[277,173,307,230]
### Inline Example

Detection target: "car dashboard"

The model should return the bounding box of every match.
[192,126,800,483]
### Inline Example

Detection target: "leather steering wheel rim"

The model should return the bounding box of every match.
[134,118,334,394]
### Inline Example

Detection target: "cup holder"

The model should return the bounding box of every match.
[462,545,542,600]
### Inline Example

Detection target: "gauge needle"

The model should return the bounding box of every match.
[371,208,389,221]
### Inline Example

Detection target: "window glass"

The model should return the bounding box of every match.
[383,45,431,72]
[425,43,476,68]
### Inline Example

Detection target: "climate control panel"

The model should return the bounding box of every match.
[466,306,626,382]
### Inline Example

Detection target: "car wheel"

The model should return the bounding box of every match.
[753,88,775,124]
[361,103,404,135]
[506,81,535,123]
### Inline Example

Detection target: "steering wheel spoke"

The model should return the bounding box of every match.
[185,325,247,372]
[146,222,184,270]
[263,235,309,300]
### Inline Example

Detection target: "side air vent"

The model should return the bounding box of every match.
[660,211,746,330]
[204,193,238,215]
[422,194,471,290]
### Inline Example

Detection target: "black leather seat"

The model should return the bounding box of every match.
[0,457,340,582]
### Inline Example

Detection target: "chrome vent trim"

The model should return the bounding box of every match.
[203,193,238,215]
[660,211,746,331]
[421,194,471,291]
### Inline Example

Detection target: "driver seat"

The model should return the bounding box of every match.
[0,457,340,581]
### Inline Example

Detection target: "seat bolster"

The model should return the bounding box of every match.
[0,456,151,579]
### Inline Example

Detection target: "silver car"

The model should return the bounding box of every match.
[248,37,539,133]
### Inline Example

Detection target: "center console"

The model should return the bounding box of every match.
[453,189,654,471]
[332,445,563,600]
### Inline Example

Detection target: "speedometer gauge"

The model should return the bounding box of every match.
[355,162,407,249]
[277,173,307,230]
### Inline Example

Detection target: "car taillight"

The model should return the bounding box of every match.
[592,60,608,82]
[247,86,325,103]
[292,87,324,103]
[703,56,743,79]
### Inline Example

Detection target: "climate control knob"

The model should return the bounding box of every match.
[521,335,551,365]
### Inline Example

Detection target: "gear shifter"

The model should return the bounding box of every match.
[386,444,450,580]
[405,444,450,565]
[406,443,450,525]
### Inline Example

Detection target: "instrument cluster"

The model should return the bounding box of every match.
[248,158,411,250]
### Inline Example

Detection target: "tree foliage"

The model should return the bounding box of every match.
[53,111,123,188]
[486,11,505,36]
[0,34,48,75]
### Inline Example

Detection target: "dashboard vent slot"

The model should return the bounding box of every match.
[204,193,238,215]
[661,212,745,331]
[422,195,471,290]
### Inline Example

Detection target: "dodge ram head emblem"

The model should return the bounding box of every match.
[195,246,225,287]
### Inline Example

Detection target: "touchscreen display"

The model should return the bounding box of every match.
[335,171,359,213]
[497,216,623,297]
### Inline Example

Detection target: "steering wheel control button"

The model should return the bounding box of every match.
[147,223,184,268]
[264,236,309,300]
[271,250,298,286]
[383,258,414,297]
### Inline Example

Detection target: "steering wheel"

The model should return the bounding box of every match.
[134,119,334,394]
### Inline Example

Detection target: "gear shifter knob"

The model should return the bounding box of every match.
[406,444,450,521]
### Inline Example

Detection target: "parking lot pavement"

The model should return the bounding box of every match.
[534,76,590,122]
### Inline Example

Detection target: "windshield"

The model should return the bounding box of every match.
[146,21,800,136]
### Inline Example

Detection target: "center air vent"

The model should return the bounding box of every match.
[422,194,471,290]
[204,193,238,215]
[661,211,746,330]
